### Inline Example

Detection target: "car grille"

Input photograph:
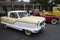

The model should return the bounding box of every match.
[40,21,45,26]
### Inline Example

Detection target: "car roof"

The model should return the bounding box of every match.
[9,10,27,12]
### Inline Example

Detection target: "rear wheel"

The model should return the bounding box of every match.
[2,24,7,29]
[51,19,58,24]
[25,30,32,36]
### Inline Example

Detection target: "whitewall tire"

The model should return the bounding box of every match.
[51,19,58,24]
[3,25,7,29]
[25,30,32,36]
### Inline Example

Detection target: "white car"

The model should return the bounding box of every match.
[1,10,46,36]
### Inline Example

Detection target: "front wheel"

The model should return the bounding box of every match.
[25,30,32,36]
[2,24,7,29]
[51,19,58,24]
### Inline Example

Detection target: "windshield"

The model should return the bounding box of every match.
[55,8,60,11]
[18,12,29,18]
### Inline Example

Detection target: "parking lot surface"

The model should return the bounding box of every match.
[0,23,60,40]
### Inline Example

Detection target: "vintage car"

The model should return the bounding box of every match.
[44,7,60,17]
[33,11,59,24]
[1,10,46,36]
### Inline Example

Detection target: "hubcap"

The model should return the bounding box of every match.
[25,30,31,36]
[51,19,57,24]
[4,25,7,28]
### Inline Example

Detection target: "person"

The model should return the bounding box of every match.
[33,7,40,16]
[33,7,45,16]
[32,8,35,14]
[39,9,45,16]
[29,8,35,15]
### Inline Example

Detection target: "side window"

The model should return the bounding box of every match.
[10,12,18,18]
[18,12,24,18]
[57,8,60,11]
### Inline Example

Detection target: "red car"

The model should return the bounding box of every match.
[33,12,59,24]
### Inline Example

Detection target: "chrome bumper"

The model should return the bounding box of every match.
[31,23,46,33]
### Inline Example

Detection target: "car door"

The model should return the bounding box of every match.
[7,12,18,24]
[53,11,60,17]
[53,7,60,17]
[8,12,23,30]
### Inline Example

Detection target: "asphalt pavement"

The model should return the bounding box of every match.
[0,23,60,40]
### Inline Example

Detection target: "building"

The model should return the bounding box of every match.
[0,0,41,14]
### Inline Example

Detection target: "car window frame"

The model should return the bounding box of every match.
[18,12,29,18]
[9,12,18,18]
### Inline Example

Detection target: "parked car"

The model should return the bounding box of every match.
[33,12,59,24]
[1,10,46,36]
[44,7,60,17]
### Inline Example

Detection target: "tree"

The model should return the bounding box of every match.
[56,0,60,4]
[30,0,49,4]
[30,0,60,4]
[11,0,16,2]
[30,0,36,4]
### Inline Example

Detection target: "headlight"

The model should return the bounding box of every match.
[37,21,45,28]
[40,21,45,26]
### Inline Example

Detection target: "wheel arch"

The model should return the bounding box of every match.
[51,17,58,21]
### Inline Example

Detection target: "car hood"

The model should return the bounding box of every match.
[17,16,45,24]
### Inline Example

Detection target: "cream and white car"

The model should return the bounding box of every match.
[1,10,46,36]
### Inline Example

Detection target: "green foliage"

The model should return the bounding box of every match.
[56,0,60,4]
[11,0,16,2]
[30,0,35,4]
[30,0,49,4]
[30,0,60,4]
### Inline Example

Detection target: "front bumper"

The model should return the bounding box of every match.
[31,23,46,33]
